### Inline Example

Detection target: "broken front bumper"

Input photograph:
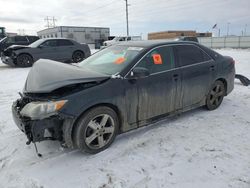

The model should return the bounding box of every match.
[12,100,64,143]
[1,54,16,66]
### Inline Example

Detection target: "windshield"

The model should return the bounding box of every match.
[28,39,44,47]
[0,37,7,43]
[78,45,143,75]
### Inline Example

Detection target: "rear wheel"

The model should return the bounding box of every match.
[72,51,84,63]
[74,106,119,154]
[206,80,225,110]
[16,54,33,67]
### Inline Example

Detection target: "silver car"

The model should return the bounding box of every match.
[1,38,91,67]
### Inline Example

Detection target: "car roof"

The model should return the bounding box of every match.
[116,40,199,49]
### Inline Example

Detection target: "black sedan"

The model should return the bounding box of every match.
[12,41,235,154]
[1,38,91,67]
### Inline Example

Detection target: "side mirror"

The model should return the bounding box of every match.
[38,45,45,49]
[130,67,150,79]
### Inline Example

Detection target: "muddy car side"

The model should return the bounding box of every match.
[12,41,235,154]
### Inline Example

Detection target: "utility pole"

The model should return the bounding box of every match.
[227,22,230,36]
[44,16,57,28]
[244,24,247,36]
[45,16,50,28]
[52,17,57,27]
[125,0,129,36]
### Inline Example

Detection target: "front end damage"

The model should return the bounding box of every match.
[12,95,71,144]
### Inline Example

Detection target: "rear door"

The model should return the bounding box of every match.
[57,39,75,61]
[174,44,216,108]
[125,45,182,124]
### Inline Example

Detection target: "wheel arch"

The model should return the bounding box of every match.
[17,52,33,59]
[15,53,34,66]
[70,103,123,146]
[72,50,85,58]
[216,78,228,95]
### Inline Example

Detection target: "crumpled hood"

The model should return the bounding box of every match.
[7,45,31,51]
[24,59,110,93]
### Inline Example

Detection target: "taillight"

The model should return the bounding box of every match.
[231,59,235,64]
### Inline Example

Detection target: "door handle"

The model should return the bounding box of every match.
[173,74,179,81]
[210,65,215,71]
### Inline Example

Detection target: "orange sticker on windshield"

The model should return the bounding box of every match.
[114,57,125,64]
[152,54,162,64]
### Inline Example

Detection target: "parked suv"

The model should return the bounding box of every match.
[1,38,91,67]
[12,41,235,154]
[0,35,39,54]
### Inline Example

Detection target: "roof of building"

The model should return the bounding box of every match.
[37,26,110,33]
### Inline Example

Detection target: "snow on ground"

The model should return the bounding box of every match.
[0,49,249,188]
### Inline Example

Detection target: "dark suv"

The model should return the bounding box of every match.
[0,35,39,54]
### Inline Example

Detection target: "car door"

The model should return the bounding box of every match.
[174,44,217,108]
[36,39,60,61]
[125,45,182,125]
[57,39,74,61]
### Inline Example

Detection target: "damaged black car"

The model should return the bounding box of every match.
[12,41,235,154]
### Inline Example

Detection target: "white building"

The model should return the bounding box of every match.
[37,26,110,49]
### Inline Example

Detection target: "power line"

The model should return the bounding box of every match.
[44,16,57,28]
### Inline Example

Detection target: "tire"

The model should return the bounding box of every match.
[205,80,225,110]
[16,54,34,67]
[74,106,119,154]
[72,51,84,63]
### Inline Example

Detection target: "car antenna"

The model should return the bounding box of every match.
[33,142,42,157]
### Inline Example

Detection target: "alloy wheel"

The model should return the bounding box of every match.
[84,114,115,149]
[209,84,224,106]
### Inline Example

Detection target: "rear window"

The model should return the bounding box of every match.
[175,45,211,66]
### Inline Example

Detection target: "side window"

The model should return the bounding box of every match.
[41,40,58,47]
[175,45,211,66]
[27,36,39,43]
[15,36,28,42]
[5,37,15,43]
[58,39,74,46]
[136,46,175,74]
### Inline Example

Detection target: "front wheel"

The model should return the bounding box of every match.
[16,54,33,67]
[74,106,119,154]
[205,80,225,110]
[72,51,84,63]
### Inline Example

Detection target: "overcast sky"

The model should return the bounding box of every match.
[0,0,249,38]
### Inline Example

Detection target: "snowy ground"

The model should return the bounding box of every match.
[0,49,249,188]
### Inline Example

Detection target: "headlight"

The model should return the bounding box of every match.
[20,100,67,120]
